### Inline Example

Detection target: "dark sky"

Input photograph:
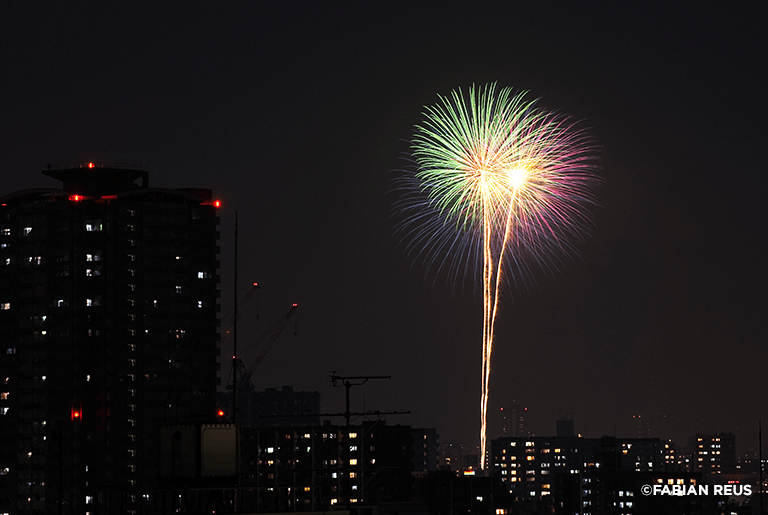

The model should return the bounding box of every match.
[2,2,766,455]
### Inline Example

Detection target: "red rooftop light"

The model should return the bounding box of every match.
[88,162,95,168]
[213,199,221,208]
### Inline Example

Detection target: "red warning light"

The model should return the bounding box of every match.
[253,282,259,287]
[213,199,222,208]
[292,303,298,307]
[88,162,95,169]
[217,409,225,417]
[70,195,82,202]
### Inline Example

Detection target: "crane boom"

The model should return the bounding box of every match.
[219,282,260,347]
[230,303,299,390]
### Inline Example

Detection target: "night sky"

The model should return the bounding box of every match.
[2,2,766,455]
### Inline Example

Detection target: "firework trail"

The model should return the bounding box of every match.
[394,84,598,469]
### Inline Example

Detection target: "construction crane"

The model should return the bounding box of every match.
[218,282,260,347]
[227,303,299,392]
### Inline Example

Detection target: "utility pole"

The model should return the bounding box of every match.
[232,212,238,425]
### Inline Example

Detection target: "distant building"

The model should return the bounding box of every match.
[239,420,416,511]
[491,434,663,503]
[412,427,439,472]
[217,385,320,428]
[0,164,221,514]
[500,401,527,438]
[690,432,736,474]
[440,442,479,472]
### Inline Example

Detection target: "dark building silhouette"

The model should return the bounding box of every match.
[491,433,664,509]
[0,164,221,514]
[217,385,321,428]
[239,420,418,511]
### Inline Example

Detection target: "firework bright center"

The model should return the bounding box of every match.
[507,166,528,189]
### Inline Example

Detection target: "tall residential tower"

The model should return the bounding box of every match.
[0,164,220,514]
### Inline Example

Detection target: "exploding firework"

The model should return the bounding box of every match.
[394,83,598,469]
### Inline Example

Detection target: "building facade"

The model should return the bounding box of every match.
[239,420,416,511]
[0,164,220,514]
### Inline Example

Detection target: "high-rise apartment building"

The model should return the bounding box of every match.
[690,432,736,474]
[0,164,220,514]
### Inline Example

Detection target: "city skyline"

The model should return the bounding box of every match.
[1,1,765,459]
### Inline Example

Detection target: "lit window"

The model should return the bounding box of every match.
[349,459,358,465]
[197,271,209,279]
[4,258,11,265]
[6,348,15,355]
[1,228,9,236]
[86,253,101,262]
[349,432,358,438]
[1,407,8,414]
[0,303,10,310]
[86,298,100,307]
[23,227,33,236]
[85,221,102,232]
[197,301,204,308]
[0,392,7,399]
[85,269,100,277]
[175,286,182,294]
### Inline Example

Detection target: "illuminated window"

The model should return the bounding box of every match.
[175,286,182,294]
[23,227,33,236]
[85,221,102,232]
[85,268,100,277]
[349,459,358,465]
[197,271,210,279]
[0,392,8,399]
[0,303,9,310]
[1,228,9,236]
[349,432,358,438]
[86,253,101,262]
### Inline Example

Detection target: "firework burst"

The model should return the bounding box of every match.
[393,83,598,469]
